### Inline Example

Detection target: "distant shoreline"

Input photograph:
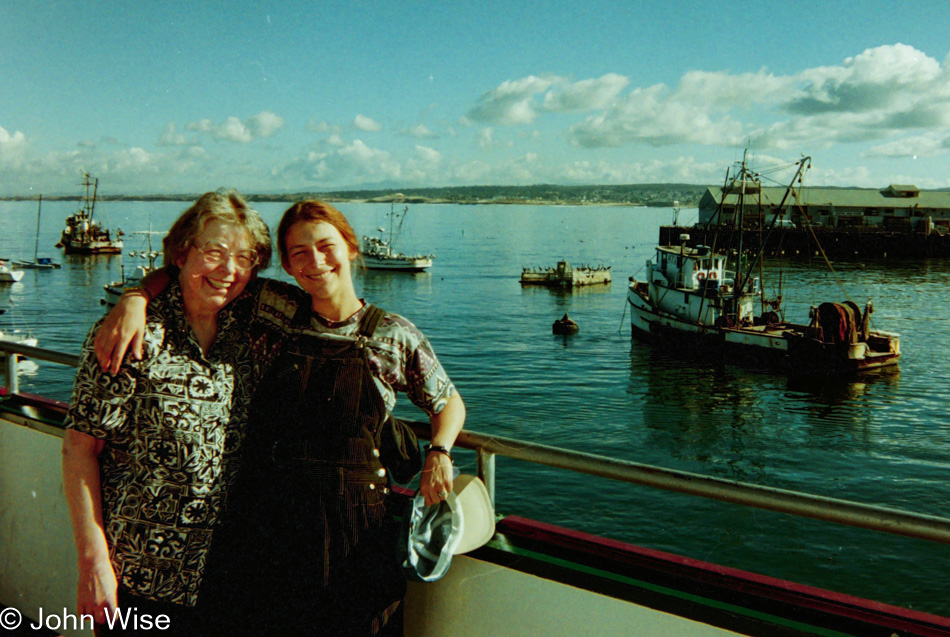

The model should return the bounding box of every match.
[0,184,707,208]
[0,195,691,207]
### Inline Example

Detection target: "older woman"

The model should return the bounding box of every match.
[96,200,464,635]
[62,190,275,634]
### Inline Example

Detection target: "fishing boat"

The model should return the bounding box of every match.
[361,204,434,272]
[101,230,163,308]
[626,153,901,374]
[0,260,25,283]
[56,173,123,255]
[13,196,61,270]
[2,340,950,636]
[521,261,611,287]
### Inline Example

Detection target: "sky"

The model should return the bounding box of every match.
[3,0,950,196]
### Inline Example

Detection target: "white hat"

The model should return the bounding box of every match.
[399,474,495,582]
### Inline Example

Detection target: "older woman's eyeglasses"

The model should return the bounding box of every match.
[191,241,258,271]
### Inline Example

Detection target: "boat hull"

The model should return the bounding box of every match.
[628,285,900,374]
[60,240,123,255]
[362,255,433,272]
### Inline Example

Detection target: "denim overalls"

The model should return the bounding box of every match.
[208,304,406,636]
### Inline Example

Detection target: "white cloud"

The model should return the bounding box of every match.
[477,127,494,150]
[354,114,382,132]
[788,44,941,115]
[569,85,744,148]
[281,139,402,187]
[468,75,561,124]
[247,111,284,138]
[543,73,630,112]
[404,124,437,138]
[415,145,442,162]
[185,112,283,143]
[0,125,28,164]
[559,44,950,153]
[865,135,947,158]
[216,117,253,143]
[158,122,187,146]
[675,69,792,110]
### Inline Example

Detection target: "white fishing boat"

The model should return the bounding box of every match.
[0,261,25,283]
[2,340,950,636]
[626,153,901,374]
[56,173,123,255]
[0,329,38,374]
[361,204,434,272]
[13,196,61,270]
[101,230,163,308]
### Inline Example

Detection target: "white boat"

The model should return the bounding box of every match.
[101,230,162,308]
[0,261,25,283]
[13,195,61,269]
[0,329,38,374]
[361,204,434,272]
[55,173,123,255]
[2,341,950,635]
[626,154,901,375]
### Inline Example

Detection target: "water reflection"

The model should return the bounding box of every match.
[630,343,905,484]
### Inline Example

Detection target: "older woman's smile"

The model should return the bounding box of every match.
[177,220,254,319]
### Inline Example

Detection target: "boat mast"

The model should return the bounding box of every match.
[34,195,42,262]
[90,177,99,222]
[737,156,811,298]
[736,149,748,293]
[393,205,408,253]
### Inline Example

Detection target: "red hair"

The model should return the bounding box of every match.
[276,200,359,269]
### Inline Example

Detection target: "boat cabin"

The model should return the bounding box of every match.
[650,244,732,292]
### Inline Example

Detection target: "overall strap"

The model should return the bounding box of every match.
[357,304,386,338]
[290,300,313,330]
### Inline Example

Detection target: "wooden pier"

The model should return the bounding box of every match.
[659,226,950,259]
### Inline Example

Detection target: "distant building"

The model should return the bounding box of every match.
[698,184,950,233]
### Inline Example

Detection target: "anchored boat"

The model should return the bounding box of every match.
[56,173,123,255]
[0,260,24,283]
[626,154,901,374]
[361,204,434,272]
[101,229,163,308]
[13,196,61,270]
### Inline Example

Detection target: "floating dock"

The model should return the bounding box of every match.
[520,261,611,287]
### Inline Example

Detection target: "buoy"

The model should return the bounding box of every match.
[552,313,579,335]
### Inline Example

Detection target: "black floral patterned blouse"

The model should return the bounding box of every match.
[66,280,280,606]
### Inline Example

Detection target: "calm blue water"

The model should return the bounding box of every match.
[2,199,949,615]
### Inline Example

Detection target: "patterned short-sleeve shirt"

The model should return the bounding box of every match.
[251,278,456,416]
[65,281,278,606]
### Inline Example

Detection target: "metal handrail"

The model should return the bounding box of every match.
[4,340,950,545]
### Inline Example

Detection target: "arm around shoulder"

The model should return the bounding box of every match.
[93,267,171,374]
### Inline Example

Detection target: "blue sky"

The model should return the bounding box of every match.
[3,0,950,195]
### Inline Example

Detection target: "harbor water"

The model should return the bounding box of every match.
[1,199,949,616]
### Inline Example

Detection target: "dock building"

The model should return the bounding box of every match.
[699,184,950,234]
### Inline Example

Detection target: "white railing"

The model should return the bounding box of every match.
[4,340,950,545]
